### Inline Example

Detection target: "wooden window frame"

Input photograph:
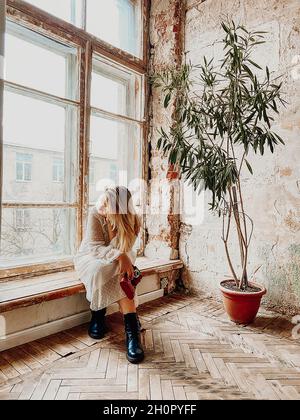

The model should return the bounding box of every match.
[0,0,150,280]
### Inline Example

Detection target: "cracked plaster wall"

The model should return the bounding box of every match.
[180,0,300,314]
[149,0,300,314]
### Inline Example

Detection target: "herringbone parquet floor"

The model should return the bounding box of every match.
[1,294,300,400]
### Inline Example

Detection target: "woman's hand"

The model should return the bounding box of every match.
[117,253,134,280]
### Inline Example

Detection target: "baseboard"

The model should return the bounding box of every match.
[0,289,164,352]
[0,311,91,352]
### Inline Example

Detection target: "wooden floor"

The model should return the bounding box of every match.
[1,293,300,400]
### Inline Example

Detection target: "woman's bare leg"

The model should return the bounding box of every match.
[118,297,136,315]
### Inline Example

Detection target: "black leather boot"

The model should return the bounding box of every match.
[88,308,107,340]
[124,313,144,364]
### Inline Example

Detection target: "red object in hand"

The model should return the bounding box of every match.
[120,266,143,300]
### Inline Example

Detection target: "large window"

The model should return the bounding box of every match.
[0,1,146,278]
[89,56,143,206]
[26,0,143,58]
[1,20,79,271]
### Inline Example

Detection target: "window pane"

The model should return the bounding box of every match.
[24,163,32,182]
[5,23,78,99]
[3,90,78,203]
[91,71,127,115]
[16,162,23,182]
[16,154,33,182]
[0,208,77,268]
[86,0,141,57]
[26,0,83,27]
[89,115,141,204]
[91,57,144,120]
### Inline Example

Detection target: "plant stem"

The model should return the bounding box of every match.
[222,201,239,287]
[223,239,239,286]
[236,180,249,288]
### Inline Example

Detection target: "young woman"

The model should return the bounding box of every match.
[74,186,144,364]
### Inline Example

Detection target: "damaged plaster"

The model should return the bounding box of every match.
[145,0,185,264]
[181,0,300,313]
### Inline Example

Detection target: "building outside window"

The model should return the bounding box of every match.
[52,157,64,183]
[14,209,31,231]
[110,163,118,184]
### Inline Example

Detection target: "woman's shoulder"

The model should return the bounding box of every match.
[89,207,107,224]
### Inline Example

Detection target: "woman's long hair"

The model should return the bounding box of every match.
[97,186,141,253]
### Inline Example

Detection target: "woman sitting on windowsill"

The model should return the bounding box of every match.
[74,186,144,364]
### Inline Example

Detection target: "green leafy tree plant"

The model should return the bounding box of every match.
[154,21,286,291]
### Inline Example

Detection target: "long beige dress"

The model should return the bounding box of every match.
[74,206,137,311]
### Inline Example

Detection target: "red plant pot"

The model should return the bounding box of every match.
[220,280,267,325]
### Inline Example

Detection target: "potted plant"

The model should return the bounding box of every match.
[153,21,286,324]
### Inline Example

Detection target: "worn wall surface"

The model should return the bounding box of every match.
[145,0,184,268]
[180,0,300,313]
[149,0,300,313]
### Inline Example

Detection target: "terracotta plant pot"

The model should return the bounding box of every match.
[167,164,179,180]
[220,280,267,325]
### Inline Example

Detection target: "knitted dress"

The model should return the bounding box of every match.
[74,207,138,311]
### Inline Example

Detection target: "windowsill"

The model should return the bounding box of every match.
[0,257,183,313]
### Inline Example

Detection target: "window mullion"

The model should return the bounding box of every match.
[90,106,144,125]
[65,52,78,255]
[4,80,80,108]
[77,40,92,246]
